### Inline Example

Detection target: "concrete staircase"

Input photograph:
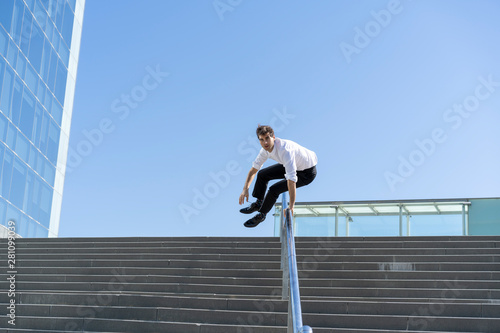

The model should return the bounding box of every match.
[0,236,499,332]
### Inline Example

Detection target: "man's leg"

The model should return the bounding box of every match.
[241,164,286,215]
[252,164,287,201]
[245,166,317,227]
[259,165,317,214]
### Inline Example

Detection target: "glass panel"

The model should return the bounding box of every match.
[15,49,26,77]
[38,180,52,227]
[19,7,32,56]
[0,113,7,141]
[314,207,336,215]
[39,109,49,153]
[293,207,312,216]
[0,26,8,56]
[437,205,463,213]
[67,0,76,12]
[51,27,60,53]
[40,0,50,12]
[58,36,69,67]
[24,0,35,11]
[30,174,41,221]
[54,57,66,103]
[0,1,15,32]
[0,64,14,115]
[36,222,48,237]
[36,77,46,103]
[61,1,73,47]
[7,39,17,67]
[348,215,401,237]
[24,168,34,212]
[469,199,500,235]
[1,150,14,198]
[28,20,44,71]
[44,17,54,45]
[29,144,36,166]
[33,1,48,30]
[24,61,37,94]
[295,216,336,237]
[43,84,52,110]
[25,214,34,236]
[15,131,29,162]
[35,148,44,176]
[43,157,54,185]
[54,0,64,33]
[373,205,400,213]
[10,0,24,45]
[6,203,21,227]
[51,99,62,125]
[47,47,57,91]
[6,122,16,148]
[46,118,59,165]
[40,39,50,81]
[406,205,438,213]
[19,87,35,138]
[344,206,376,215]
[0,198,6,227]
[0,144,4,181]
[410,215,462,236]
[10,76,23,126]
[32,101,42,144]
[19,214,29,236]
[10,157,27,208]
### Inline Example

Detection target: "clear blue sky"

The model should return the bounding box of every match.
[59,0,500,238]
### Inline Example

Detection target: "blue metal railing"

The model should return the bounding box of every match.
[280,193,313,333]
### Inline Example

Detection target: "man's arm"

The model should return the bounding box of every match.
[287,179,296,214]
[239,167,258,205]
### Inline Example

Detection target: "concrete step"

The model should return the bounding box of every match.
[2,312,500,332]
[6,265,499,280]
[11,245,500,257]
[5,237,499,250]
[4,280,498,300]
[4,298,500,319]
[8,273,500,290]
[6,262,500,275]
[11,253,500,264]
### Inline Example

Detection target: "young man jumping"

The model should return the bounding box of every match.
[238,125,318,228]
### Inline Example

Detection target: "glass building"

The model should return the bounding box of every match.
[0,0,85,237]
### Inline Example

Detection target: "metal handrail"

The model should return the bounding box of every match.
[280,193,313,333]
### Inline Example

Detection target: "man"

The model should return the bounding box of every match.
[239,125,318,228]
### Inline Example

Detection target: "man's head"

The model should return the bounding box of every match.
[256,125,275,152]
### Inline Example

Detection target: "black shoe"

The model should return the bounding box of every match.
[240,200,262,214]
[244,213,266,228]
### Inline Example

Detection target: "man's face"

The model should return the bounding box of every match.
[258,133,275,152]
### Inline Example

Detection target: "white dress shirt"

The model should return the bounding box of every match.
[252,138,317,183]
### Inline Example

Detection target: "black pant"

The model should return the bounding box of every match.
[252,164,317,214]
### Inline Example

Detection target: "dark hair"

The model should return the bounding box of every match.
[256,125,274,138]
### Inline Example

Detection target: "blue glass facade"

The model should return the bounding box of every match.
[0,0,84,237]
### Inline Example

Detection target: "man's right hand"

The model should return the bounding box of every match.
[239,189,249,205]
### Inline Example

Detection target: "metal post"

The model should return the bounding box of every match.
[406,215,411,236]
[346,215,350,237]
[399,205,403,237]
[335,206,339,237]
[466,205,469,236]
[462,204,466,236]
